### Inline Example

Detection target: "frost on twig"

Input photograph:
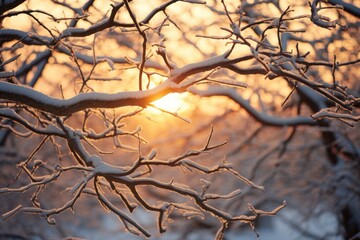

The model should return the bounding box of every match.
[0,118,280,238]
[309,0,345,29]
[312,108,360,127]
[1,0,359,239]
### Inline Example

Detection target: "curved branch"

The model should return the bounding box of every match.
[191,86,316,126]
[309,0,341,29]
[0,81,173,116]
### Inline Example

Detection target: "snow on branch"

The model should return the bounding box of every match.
[191,86,316,126]
[309,0,344,29]
[0,53,255,116]
[0,120,285,238]
[312,108,360,126]
[1,0,359,239]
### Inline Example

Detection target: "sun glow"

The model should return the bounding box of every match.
[145,79,191,117]
[151,92,188,113]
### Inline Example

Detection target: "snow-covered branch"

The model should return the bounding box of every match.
[1,0,359,239]
[191,86,316,126]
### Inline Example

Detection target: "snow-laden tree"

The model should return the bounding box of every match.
[0,0,359,239]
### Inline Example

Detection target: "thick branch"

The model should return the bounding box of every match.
[0,0,26,15]
[328,0,360,18]
[0,53,254,116]
[0,81,173,116]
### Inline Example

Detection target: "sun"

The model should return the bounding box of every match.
[145,77,190,116]
[151,92,187,113]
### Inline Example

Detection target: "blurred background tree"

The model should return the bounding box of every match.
[0,0,359,239]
